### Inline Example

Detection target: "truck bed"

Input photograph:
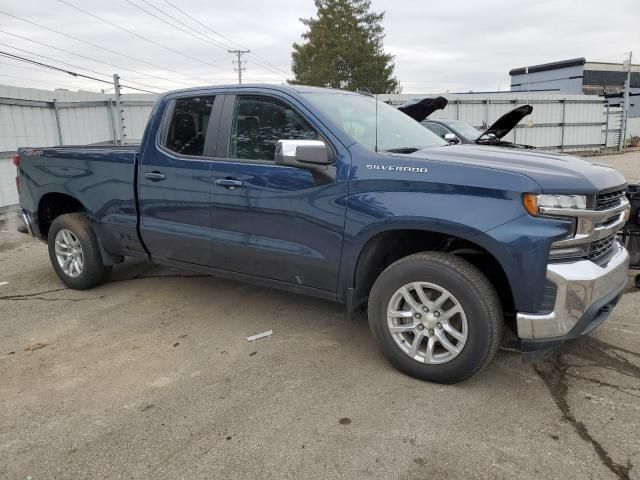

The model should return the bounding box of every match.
[17,144,145,257]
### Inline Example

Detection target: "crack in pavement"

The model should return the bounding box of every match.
[0,273,214,302]
[0,287,68,300]
[534,337,640,480]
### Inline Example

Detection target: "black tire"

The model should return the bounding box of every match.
[635,274,640,289]
[368,252,502,384]
[47,213,112,290]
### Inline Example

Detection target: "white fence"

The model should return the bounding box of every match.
[0,85,626,209]
[0,84,157,209]
[378,92,610,152]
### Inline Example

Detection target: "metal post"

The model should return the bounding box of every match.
[619,51,633,151]
[228,50,249,84]
[560,99,566,152]
[604,102,609,148]
[113,74,126,145]
[513,99,517,144]
[484,99,489,129]
[52,98,63,145]
[107,99,118,145]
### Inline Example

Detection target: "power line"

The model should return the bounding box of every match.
[0,50,158,94]
[138,0,232,51]
[0,73,91,91]
[0,30,169,91]
[0,41,164,92]
[0,9,203,87]
[58,0,232,74]
[128,0,289,79]
[161,0,290,77]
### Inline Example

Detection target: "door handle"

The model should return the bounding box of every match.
[145,171,166,182]
[215,178,244,189]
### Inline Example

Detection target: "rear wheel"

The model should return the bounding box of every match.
[368,252,502,384]
[48,213,111,289]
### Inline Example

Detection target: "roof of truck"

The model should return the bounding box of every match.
[162,84,359,96]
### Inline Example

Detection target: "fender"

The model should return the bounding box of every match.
[338,196,573,313]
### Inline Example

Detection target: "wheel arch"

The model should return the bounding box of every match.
[37,191,88,239]
[343,223,515,323]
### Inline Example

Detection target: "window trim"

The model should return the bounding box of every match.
[216,93,336,165]
[157,93,223,160]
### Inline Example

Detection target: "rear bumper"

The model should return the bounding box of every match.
[516,241,629,358]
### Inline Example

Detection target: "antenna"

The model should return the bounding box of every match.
[374,92,379,152]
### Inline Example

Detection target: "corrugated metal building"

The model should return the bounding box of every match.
[509,57,640,119]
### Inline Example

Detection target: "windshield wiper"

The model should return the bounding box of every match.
[384,147,421,154]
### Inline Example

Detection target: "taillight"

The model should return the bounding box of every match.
[12,154,20,193]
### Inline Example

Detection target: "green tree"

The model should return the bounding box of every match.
[290,0,400,93]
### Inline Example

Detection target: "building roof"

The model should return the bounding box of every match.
[509,58,586,76]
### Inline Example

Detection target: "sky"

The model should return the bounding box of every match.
[0,0,638,95]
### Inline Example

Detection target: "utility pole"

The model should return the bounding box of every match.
[619,51,632,151]
[228,49,250,84]
[112,74,126,145]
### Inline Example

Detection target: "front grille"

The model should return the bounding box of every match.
[595,189,626,210]
[588,234,617,261]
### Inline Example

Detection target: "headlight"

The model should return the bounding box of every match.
[523,193,587,216]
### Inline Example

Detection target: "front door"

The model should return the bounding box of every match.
[138,93,223,265]
[208,93,348,293]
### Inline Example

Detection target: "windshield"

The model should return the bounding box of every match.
[444,120,483,140]
[302,93,447,151]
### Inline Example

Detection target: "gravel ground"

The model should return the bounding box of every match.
[0,150,639,479]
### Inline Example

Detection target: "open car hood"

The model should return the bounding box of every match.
[478,104,532,141]
[397,96,448,122]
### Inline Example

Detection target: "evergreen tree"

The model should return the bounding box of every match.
[290,0,400,93]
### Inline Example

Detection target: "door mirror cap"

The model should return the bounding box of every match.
[444,133,461,144]
[275,140,332,167]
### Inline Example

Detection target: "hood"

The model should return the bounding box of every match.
[397,96,448,122]
[408,144,627,193]
[478,104,533,141]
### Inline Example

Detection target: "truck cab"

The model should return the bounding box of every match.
[15,84,631,383]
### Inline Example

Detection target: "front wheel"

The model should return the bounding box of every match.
[48,213,112,290]
[368,252,502,384]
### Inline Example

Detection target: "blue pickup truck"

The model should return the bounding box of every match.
[14,84,630,383]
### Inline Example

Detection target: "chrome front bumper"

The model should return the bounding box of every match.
[517,241,629,340]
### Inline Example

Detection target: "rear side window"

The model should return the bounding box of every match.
[229,96,317,161]
[165,96,215,156]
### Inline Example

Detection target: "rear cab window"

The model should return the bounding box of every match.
[164,96,215,156]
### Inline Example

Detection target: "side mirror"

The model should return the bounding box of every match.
[444,133,461,144]
[274,140,332,168]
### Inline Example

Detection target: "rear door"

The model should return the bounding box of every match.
[207,92,348,292]
[138,92,224,265]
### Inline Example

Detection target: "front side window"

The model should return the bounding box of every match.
[165,96,215,156]
[229,96,317,161]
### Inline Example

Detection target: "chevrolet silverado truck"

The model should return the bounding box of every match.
[14,85,631,383]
